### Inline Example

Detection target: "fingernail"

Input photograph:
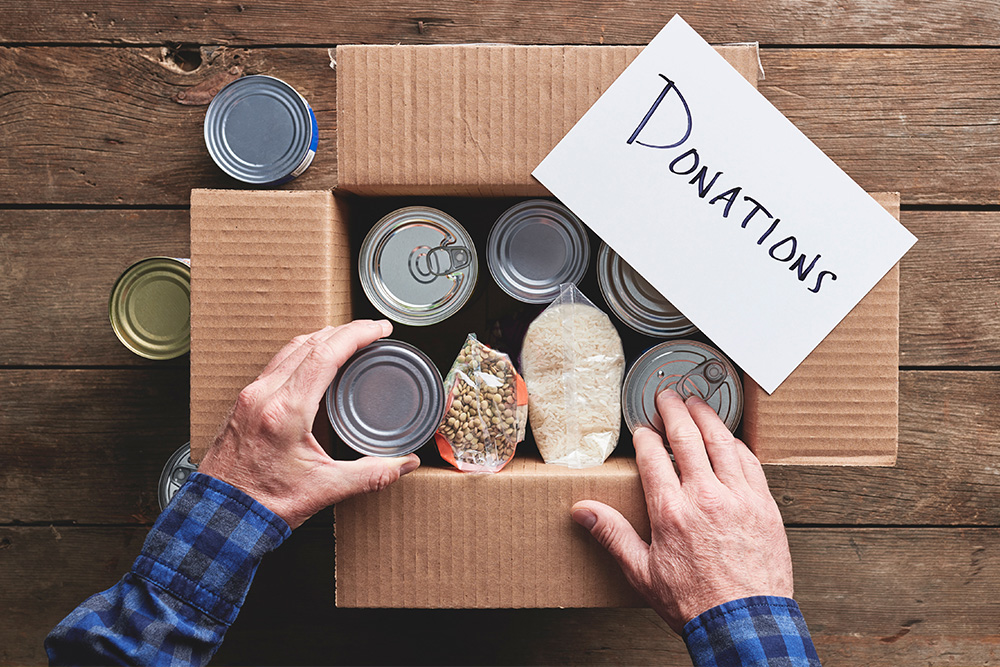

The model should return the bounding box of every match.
[685,393,705,406]
[400,456,420,475]
[572,508,598,530]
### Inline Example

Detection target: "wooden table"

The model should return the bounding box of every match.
[2,3,998,665]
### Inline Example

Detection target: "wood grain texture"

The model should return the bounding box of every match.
[759,49,1000,206]
[3,210,996,367]
[0,46,338,205]
[900,211,1000,366]
[2,370,997,525]
[1,47,999,205]
[0,369,189,524]
[3,525,997,665]
[2,1,999,46]
[0,209,190,366]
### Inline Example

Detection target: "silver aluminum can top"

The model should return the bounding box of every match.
[158,442,198,511]
[359,207,478,326]
[597,243,698,338]
[487,200,590,304]
[326,339,445,457]
[623,340,742,434]
[204,75,317,184]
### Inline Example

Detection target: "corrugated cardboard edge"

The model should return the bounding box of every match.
[335,457,648,608]
[189,189,352,461]
[336,44,760,196]
[743,192,901,466]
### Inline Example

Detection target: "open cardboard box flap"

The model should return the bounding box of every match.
[190,43,899,608]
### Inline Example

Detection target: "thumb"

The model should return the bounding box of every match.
[323,454,420,504]
[572,500,650,587]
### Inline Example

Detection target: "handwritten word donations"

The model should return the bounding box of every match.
[627,74,836,294]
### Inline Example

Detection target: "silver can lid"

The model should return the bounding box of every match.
[204,75,316,184]
[326,339,445,457]
[359,207,478,327]
[158,442,198,511]
[487,200,590,303]
[623,340,742,434]
[597,243,698,338]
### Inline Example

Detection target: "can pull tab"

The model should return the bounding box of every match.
[409,243,472,284]
[675,359,727,402]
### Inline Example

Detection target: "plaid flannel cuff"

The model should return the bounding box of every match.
[683,596,821,667]
[132,472,292,626]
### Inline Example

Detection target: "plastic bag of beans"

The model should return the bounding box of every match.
[435,335,528,473]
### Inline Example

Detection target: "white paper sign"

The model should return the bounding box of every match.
[533,15,917,394]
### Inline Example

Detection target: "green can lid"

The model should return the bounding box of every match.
[109,257,191,360]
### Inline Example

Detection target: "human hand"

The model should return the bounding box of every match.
[571,389,793,634]
[199,320,420,529]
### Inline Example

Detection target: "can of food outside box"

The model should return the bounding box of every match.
[359,206,478,326]
[109,257,191,360]
[158,442,198,511]
[597,243,698,338]
[326,339,446,457]
[204,75,318,185]
[487,199,590,304]
[622,340,743,434]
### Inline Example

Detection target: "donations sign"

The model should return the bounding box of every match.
[533,15,917,393]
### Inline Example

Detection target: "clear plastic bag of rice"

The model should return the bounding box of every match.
[521,283,625,468]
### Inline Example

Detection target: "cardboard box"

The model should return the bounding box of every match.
[191,44,900,608]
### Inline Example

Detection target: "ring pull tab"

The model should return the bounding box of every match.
[674,359,727,402]
[409,242,473,284]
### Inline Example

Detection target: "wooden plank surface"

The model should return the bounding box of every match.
[1,47,999,205]
[0,369,189,524]
[3,525,997,665]
[2,209,996,367]
[0,209,190,366]
[2,1,999,46]
[2,3,996,664]
[2,369,996,526]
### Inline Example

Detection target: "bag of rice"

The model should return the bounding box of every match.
[521,283,625,468]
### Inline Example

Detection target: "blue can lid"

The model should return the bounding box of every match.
[204,75,316,184]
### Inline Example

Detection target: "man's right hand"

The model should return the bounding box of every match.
[571,388,794,634]
[198,320,420,530]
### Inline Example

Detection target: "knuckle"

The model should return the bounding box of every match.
[694,485,727,513]
[258,400,288,436]
[363,467,399,494]
[235,383,263,412]
[705,425,735,445]
[666,423,702,446]
[595,520,629,555]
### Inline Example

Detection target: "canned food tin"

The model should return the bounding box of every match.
[109,257,191,360]
[359,207,478,326]
[204,75,318,185]
[487,200,590,304]
[326,339,445,457]
[597,243,698,338]
[622,340,743,434]
[158,442,198,511]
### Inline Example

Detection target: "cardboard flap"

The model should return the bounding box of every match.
[189,189,352,460]
[336,44,760,196]
[335,457,647,608]
[742,192,901,465]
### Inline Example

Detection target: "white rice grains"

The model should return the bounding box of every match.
[521,302,625,468]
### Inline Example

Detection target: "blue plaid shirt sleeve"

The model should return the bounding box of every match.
[45,472,292,666]
[683,595,821,667]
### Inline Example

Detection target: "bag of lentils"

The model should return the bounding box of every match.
[435,335,528,473]
[521,283,625,468]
